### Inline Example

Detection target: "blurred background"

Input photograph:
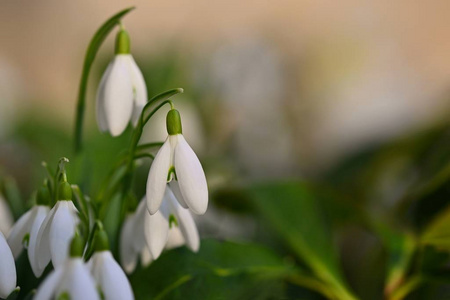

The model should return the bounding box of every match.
[1,1,450,299]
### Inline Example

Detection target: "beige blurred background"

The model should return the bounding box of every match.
[1,0,449,175]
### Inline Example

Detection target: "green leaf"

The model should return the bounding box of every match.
[247,181,357,300]
[130,240,293,299]
[420,205,450,250]
[74,7,135,153]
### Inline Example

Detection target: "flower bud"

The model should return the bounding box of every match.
[69,235,84,258]
[36,185,50,206]
[166,109,182,135]
[115,28,130,55]
[94,229,110,252]
[58,181,72,201]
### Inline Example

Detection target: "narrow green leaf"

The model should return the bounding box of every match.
[1,177,24,219]
[74,7,135,153]
[248,181,358,300]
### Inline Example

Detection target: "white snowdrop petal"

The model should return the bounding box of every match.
[58,259,99,300]
[92,251,134,300]
[96,61,114,132]
[36,202,59,272]
[0,196,13,236]
[127,56,148,126]
[132,200,148,251]
[7,209,33,259]
[166,226,185,250]
[167,192,200,252]
[33,267,64,300]
[174,135,208,215]
[0,232,16,299]
[140,247,153,267]
[102,55,134,137]
[168,181,188,209]
[146,138,172,215]
[49,201,79,268]
[28,206,50,277]
[120,214,139,274]
[144,203,169,259]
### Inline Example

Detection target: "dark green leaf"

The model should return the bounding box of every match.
[247,181,357,300]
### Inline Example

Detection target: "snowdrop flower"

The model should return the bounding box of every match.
[0,193,13,235]
[34,235,99,300]
[120,192,198,272]
[35,181,79,276]
[145,187,199,259]
[120,207,151,274]
[7,185,50,277]
[89,229,134,300]
[146,109,208,215]
[0,231,17,299]
[96,27,147,137]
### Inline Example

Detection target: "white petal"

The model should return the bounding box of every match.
[28,205,50,277]
[168,181,188,209]
[165,226,185,250]
[7,209,34,259]
[49,201,79,268]
[96,60,114,132]
[146,138,172,215]
[57,259,99,300]
[174,135,208,215]
[120,214,138,274]
[0,232,16,298]
[132,200,148,251]
[127,56,148,126]
[144,200,169,259]
[36,202,60,273]
[90,251,134,300]
[0,196,13,236]
[166,190,200,252]
[102,55,134,137]
[33,267,64,300]
[140,247,153,267]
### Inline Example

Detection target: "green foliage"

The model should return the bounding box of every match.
[130,240,292,300]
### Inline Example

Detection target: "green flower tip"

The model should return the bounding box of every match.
[115,28,130,54]
[69,235,84,258]
[58,181,72,201]
[94,230,110,252]
[166,109,182,135]
[36,185,51,205]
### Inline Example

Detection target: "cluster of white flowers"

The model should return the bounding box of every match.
[0,24,208,300]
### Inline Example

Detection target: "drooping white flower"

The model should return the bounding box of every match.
[120,208,150,274]
[89,230,134,300]
[146,109,208,215]
[7,185,50,277]
[145,187,200,259]
[34,235,99,300]
[35,182,79,276]
[0,231,17,299]
[7,205,49,274]
[119,191,198,273]
[96,28,147,137]
[0,194,14,235]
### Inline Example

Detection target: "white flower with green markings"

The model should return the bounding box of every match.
[35,181,79,276]
[0,231,17,299]
[34,236,99,300]
[88,230,134,300]
[96,27,147,137]
[7,184,50,277]
[146,109,208,215]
